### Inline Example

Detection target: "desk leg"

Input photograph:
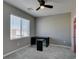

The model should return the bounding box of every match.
[46,39,49,47]
[31,38,36,45]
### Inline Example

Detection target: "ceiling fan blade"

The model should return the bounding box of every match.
[36,7,40,11]
[44,5,53,8]
[38,0,44,3]
[38,0,45,5]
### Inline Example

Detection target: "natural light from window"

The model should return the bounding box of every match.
[10,14,30,40]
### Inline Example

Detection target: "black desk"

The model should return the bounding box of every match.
[31,37,49,47]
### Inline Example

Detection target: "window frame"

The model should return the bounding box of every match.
[10,14,30,40]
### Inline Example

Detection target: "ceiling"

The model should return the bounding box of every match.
[4,0,73,17]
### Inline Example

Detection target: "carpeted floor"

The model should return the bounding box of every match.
[4,44,76,59]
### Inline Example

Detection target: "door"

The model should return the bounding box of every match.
[74,17,76,53]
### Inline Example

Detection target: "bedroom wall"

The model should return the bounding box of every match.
[36,13,71,46]
[3,2,36,54]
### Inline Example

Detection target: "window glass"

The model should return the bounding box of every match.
[22,19,30,37]
[10,14,30,40]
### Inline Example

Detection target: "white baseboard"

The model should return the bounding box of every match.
[50,44,71,49]
[3,44,71,57]
[3,44,30,57]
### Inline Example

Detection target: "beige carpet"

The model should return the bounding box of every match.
[4,44,76,59]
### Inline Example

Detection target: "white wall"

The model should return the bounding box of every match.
[3,2,36,54]
[36,13,71,46]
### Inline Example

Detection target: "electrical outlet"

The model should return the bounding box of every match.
[64,41,66,44]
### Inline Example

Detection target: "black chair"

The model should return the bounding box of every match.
[37,39,43,51]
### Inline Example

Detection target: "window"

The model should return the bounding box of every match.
[22,18,30,37]
[10,14,30,40]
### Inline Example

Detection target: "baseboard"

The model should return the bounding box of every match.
[3,44,30,57]
[3,44,71,57]
[50,44,71,49]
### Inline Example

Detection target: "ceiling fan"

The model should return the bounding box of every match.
[36,0,53,11]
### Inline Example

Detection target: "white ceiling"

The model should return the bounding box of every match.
[4,0,73,17]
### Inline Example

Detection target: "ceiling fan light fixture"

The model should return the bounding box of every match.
[40,6,44,9]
